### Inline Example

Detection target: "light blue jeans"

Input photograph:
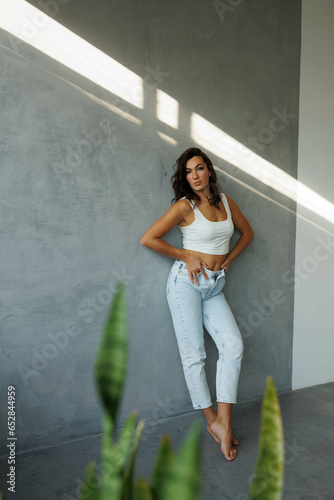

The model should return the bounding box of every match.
[166,260,243,410]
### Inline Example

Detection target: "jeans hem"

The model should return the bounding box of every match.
[193,402,213,410]
[217,399,237,404]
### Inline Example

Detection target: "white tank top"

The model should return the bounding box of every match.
[178,194,234,255]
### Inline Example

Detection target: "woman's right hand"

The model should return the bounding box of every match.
[184,254,209,286]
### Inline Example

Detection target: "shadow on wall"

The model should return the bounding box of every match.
[2,1,333,224]
[1,0,332,452]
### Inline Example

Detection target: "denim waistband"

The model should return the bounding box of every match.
[176,259,226,278]
[202,266,226,278]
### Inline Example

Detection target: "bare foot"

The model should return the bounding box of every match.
[207,426,239,447]
[209,422,237,461]
[207,425,220,443]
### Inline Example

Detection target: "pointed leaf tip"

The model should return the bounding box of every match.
[250,376,284,500]
[162,423,201,500]
[95,282,128,424]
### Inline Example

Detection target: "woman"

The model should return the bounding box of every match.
[141,147,254,461]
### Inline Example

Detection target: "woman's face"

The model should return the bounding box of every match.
[185,156,211,192]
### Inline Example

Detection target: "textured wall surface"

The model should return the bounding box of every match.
[293,0,334,389]
[0,0,301,451]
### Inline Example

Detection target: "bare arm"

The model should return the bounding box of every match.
[140,200,210,284]
[221,195,254,271]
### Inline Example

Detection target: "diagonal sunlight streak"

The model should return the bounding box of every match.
[0,0,143,108]
[216,167,334,237]
[1,0,333,228]
[59,77,143,126]
[191,113,334,225]
[1,40,143,125]
[156,89,179,129]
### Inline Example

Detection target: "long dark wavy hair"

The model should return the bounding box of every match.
[171,147,222,207]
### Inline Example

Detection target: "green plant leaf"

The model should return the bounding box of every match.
[162,424,201,500]
[100,412,114,485]
[100,411,137,499]
[135,477,154,500]
[151,435,175,500]
[101,475,123,500]
[250,376,284,500]
[116,412,140,470]
[95,282,127,424]
[77,462,101,500]
[107,412,138,474]
[122,419,145,500]
[100,413,122,500]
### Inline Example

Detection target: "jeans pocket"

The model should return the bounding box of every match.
[178,264,191,283]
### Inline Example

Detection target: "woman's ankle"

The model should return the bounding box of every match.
[202,405,217,426]
[211,417,231,431]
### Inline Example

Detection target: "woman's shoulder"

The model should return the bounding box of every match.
[221,194,244,218]
[221,193,234,205]
[169,198,194,220]
[221,193,236,215]
[173,197,194,211]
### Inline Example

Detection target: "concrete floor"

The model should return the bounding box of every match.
[1,382,334,500]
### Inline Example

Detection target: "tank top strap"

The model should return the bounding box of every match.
[192,203,203,220]
[221,193,231,220]
[179,196,196,210]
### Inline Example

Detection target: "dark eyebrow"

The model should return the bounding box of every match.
[186,163,203,170]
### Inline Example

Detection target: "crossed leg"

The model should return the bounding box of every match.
[203,403,238,461]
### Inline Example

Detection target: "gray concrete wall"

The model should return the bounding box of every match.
[0,0,301,452]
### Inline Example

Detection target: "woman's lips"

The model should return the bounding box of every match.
[194,181,201,185]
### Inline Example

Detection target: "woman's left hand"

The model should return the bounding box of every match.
[220,260,230,273]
